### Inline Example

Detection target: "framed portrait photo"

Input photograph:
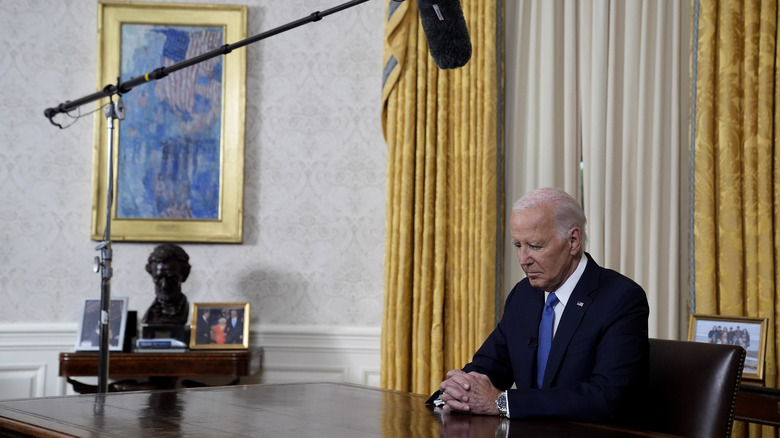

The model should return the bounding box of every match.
[190,302,250,350]
[688,314,768,382]
[91,1,248,242]
[75,297,129,352]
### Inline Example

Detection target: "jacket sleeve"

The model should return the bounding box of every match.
[461,286,519,390]
[426,284,523,402]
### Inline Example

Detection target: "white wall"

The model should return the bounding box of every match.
[0,0,386,398]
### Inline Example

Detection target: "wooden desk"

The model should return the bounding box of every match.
[59,348,262,392]
[0,383,681,437]
[735,383,780,427]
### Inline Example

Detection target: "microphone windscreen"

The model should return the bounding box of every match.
[416,0,472,69]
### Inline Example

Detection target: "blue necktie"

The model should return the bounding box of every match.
[537,292,559,388]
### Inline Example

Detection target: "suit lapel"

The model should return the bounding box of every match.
[541,253,598,388]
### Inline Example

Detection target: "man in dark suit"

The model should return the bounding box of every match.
[431,188,649,424]
[195,308,215,344]
[224,309,244,344]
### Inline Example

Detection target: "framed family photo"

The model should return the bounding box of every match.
[190,302,250,350]
[91,1,248,242]
[688,314,768,382]
[75,296,129,351]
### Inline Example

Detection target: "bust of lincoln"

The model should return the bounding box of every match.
[142,243,190,326]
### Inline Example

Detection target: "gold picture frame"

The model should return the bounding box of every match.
[190,302,250,349]
[688,314,768,382]
[91,1,247,242]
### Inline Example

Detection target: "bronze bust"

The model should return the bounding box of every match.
[142,244,191,326]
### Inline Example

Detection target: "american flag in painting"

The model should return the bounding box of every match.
[154,28,223,137]
[117,24,224,221]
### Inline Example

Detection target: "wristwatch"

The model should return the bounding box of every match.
[495,390,508,417]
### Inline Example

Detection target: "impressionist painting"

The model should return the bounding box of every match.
[117,24,224,220]
[91,3,246,242]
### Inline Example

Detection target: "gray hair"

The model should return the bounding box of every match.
[512,188,588,253]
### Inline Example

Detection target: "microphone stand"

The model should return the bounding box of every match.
[91,94,124,394]
[43,0,372,393]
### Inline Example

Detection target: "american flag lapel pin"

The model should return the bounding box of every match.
[577,301,584,307]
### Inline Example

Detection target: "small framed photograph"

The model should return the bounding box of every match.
[75,297,129,351]
[688,314,768,382]
[190,302,250,350]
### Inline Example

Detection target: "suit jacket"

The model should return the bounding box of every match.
[225,316,244,344]
[196,315,214,344]
[432,253,649,424]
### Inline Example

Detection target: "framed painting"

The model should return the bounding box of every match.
[75,296,129,352]
[91,1,247,242]
[688,314,768,382]
[189,302,250,350]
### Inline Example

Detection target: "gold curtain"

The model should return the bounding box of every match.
[380,0,502,394]
[693,0,779,436]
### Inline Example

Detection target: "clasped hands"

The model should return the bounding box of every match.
[438,369,502,415]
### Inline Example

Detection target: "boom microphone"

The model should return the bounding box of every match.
[396,0,472,69]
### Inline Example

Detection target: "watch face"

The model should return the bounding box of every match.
[496,393,508,413]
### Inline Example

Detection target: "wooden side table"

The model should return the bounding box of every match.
[59,347,262,393]
[735,383,780,426]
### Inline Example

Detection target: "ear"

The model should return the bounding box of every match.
[568,227,582,255]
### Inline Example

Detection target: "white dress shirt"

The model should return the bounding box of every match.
[544,255,588,336]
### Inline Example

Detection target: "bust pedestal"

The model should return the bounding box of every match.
[140,324,189,344]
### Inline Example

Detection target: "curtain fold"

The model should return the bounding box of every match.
[380,0,502,394]
[580,0,683,338]
[505,0,685,339]
[692,0,779,436]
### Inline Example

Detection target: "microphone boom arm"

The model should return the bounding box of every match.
[44,0,372,124]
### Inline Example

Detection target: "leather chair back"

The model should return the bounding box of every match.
[646,338,745,438]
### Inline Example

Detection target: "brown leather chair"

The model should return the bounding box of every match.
[646,338,745,438]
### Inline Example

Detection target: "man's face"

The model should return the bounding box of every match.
[151,262,182,303]
[510,205,581,292]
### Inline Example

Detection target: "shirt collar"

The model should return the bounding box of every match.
[545,255,588,309]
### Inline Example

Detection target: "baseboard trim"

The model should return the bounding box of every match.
[0,323,381,399]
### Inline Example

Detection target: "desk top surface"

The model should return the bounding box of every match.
[0,382,680,438]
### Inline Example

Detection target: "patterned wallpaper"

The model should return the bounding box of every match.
[0,0,387,327]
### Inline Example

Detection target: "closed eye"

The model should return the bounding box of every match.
[513,242,542,250]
